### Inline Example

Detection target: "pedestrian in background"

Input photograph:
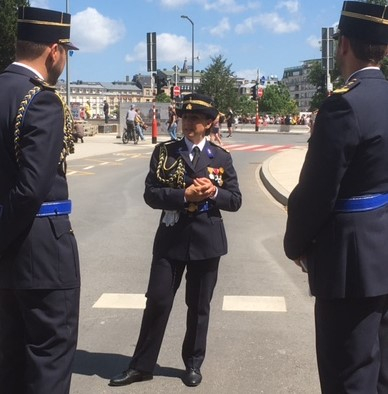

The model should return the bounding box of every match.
[103,100,109,124]
[284,2,388,392]
[209,112,223,145]
[109,93,242,388]
[135,108,146,141]
[126,104,138,144]
[167,104,178,140]
[0,6,80,394]
[226,107,234,137]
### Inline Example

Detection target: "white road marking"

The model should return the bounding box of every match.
[93,293,146,309]
[83,165,95,170]
[93,293,287,312]
[222,296,287,312]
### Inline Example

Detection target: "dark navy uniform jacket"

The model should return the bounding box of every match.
[284,68,388,299]
[144,138,242,261]
[0,64,80,290]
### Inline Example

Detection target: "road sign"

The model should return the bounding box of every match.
[173,85,181,97]
[258,88,264,98]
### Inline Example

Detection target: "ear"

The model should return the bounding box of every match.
[205,118,213,130]
[49,43,61,60]
[339,35,350,55]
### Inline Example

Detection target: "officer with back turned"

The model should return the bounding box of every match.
[284,2,388,392]
[0,7,80,394]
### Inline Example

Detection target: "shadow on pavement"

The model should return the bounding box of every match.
[72,349,183,380]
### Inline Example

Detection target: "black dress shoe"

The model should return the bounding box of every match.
[108,368,153,387]
[182,368,202,387]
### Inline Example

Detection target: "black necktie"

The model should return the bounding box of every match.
[191,146,200,167]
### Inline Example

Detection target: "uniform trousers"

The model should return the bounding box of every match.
[0,288,80,394]
[315,295,388,394]
[129,256,220,373]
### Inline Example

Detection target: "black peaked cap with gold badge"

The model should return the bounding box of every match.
[17,6,78,50]
[335,1,388,44]
[176,93,219,121]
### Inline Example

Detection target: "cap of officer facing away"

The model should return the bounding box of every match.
[17,6,78,50]
[334,1,388,44]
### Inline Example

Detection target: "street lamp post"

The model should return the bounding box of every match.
[181,15,194,93]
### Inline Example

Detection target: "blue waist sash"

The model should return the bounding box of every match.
[36,200,72,217]
[334,193,388,213]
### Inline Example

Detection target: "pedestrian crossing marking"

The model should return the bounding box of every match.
[93,293,146,309]
[222,296,287,312]
[92,293,287,312]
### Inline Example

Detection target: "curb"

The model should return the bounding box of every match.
[259,157,289,206]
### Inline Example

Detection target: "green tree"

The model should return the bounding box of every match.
[258,84,298,116]
[0,0,30,72]
[155,92,171,103]
[197,54,239,114]
[307,61,327,111]
[235,95,256,118]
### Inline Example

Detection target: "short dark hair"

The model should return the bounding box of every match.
[16,40,48,61]
[348,36,387,65]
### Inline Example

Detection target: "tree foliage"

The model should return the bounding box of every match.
[197,55,239,114]
[258,84,298,116]
[307,61,327,111]
[0,0,30,72]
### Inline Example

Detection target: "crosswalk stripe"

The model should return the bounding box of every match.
[222,296,287,312]
[92,293,287,312]
[232,144,265,151]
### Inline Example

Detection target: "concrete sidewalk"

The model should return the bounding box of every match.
[260,147,306,206]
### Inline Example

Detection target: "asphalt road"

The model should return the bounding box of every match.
[67,132,320,394]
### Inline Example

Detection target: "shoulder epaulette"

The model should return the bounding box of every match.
[30,77,56,91]
[333,78,360,95]
[156,139,180,148]
[209,140,230,153]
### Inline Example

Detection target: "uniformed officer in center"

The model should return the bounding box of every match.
[109,94,242,388]
[284,1,388,392]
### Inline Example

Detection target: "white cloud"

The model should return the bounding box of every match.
[30,0,49,8]
[125,33,222,67]
[160,0,191,7]
[209,17,231,37]
[204,0,246,13]
[235,12,300,35]
[236,68,260,82]
[260,12,300,33]
[276,0,299,14]
[307,35,321,50]
[71,8,126,53]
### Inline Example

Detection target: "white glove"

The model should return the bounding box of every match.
[162,210,180,226]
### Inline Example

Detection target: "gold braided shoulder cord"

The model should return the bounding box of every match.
[14,87,74,167]
[156,143,186,189]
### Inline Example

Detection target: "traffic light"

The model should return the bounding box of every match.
[251,84,257,100]
[154,74,168,95]
[170,86,174,99]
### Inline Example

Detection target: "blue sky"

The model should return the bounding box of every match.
[30,0,344,82]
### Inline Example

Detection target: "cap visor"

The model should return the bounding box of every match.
[62,41,79,50]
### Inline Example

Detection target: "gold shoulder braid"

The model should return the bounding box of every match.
[156,143,186,189]
[14,83,75,168]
